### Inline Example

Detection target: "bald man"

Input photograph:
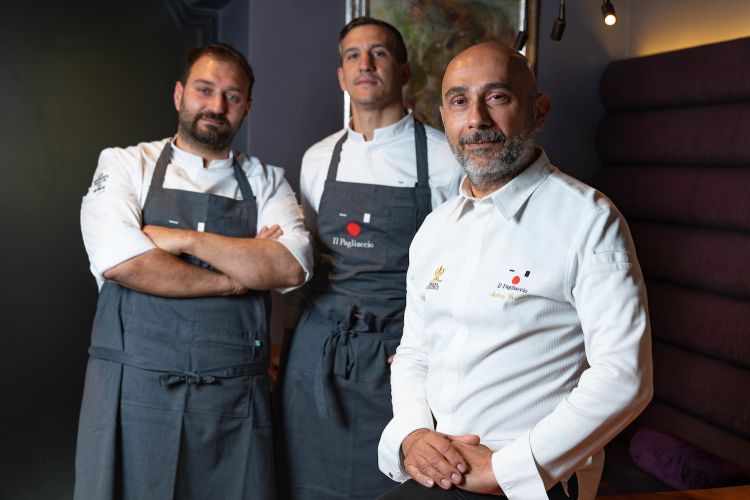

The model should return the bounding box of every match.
[376,43,653,500]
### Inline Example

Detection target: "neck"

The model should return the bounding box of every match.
[350,100,406,141]
[174,131,231,167]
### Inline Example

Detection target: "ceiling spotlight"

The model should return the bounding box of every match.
[514,18,528,50]
[602,0,617,26]
[550,0,566,41]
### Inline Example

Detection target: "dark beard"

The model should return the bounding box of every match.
[178,111,237,152]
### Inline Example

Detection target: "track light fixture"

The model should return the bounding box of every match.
[514,18,528,50]
[550,0,566,41]
[602,0,617,26]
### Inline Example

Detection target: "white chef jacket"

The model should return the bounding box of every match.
[299,111,462,232]
[378,149,653,499]
[81,138,313,294]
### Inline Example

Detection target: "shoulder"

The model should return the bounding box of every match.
[542,166,619,219]
[235,153,287,184]
[97,138,169,167]
[301,128,347,167]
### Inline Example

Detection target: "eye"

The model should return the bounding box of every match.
[226,94,241,103]
[346,52,359,61]
[197,87,211,95]
[373,50,387,58]
[488,93,510,104]
[450,96,467,106]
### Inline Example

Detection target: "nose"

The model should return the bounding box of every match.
[467,99,491,129]
[207,93,228,114]
[358,52,375,72]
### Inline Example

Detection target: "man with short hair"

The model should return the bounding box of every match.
[75,43,312,500]
[279,17,461,500]
[377,42,653,500]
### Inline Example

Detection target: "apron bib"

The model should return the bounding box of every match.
[75,144,275,500]
[281,119,431,499]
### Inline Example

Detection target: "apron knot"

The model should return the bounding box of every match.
[315,306,372,418]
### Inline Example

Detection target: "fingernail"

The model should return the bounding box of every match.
[457,464,466,473]
[425,479,434,487]
[440,479,450,488]
[451,473,460,482]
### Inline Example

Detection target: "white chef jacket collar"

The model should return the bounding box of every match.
[448,148,552,221]
[170,136,236,170]
[346,109,414,143]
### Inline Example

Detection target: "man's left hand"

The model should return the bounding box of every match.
[450,440,504,496]
[143,225,190,255]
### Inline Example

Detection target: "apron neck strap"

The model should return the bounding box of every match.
[413,118,429,189]
[326,115,430,185]
[326,132,348,182]
[231,154,256,204]
[144,142,256,212]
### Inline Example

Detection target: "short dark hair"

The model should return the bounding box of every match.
[339,17,408,65]
[182,43,255,98]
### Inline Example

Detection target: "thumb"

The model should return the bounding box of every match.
[448,434,481,445]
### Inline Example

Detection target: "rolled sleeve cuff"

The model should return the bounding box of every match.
[91,230,156,285]
[491,431,548,500]
[272,234,312,294]
[378,409,435,483]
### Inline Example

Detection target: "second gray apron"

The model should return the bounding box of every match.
[74,144,275,500]
[280,118,431,499]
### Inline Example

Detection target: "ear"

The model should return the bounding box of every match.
[337,66,346,93]
[173,81,184,112]
[400,62,411,86]
[533,92,551,132]
[438,105,445,127]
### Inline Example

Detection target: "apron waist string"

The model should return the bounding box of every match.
[88,345,268,382]
[310,304,404,419]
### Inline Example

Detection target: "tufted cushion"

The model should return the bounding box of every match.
[629,428,750,490]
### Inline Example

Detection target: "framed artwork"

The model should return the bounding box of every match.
[345,0,539,129]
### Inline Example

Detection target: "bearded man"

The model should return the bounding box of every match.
[377,43,653,500]
[75,43,312,500]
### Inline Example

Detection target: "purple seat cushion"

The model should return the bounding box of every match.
[629,428,750,490]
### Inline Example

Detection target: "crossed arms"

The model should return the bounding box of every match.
[104,224,305,297]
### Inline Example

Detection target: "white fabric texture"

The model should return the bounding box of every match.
[81,138,312,293]
[378,150,653,499]
[299,111,462,230]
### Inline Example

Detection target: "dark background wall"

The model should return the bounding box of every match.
[0,2,200,498]
[2,0,747,498]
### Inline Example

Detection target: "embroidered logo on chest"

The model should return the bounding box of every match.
[495,269,531,294]
[426,265,445,290]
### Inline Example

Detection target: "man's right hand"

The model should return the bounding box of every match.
[256,224,283,240]
[401,429,480,490]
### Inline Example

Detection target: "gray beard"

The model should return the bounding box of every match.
[450,129,535,194]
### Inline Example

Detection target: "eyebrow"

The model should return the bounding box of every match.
[192,79,242,93]
[343,43,390,54]
[444,81,512,99]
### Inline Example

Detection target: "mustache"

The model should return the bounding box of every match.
[459,130,506,145]
[197,112,228,124]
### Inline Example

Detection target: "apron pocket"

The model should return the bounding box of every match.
[348,333,401,384]
[186,374,253,418]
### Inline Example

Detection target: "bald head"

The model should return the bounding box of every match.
[442,42,538,108]
[439,42,551,197]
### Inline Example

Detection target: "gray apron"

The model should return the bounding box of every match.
[280,119,431,499]
[74,144,275,500]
